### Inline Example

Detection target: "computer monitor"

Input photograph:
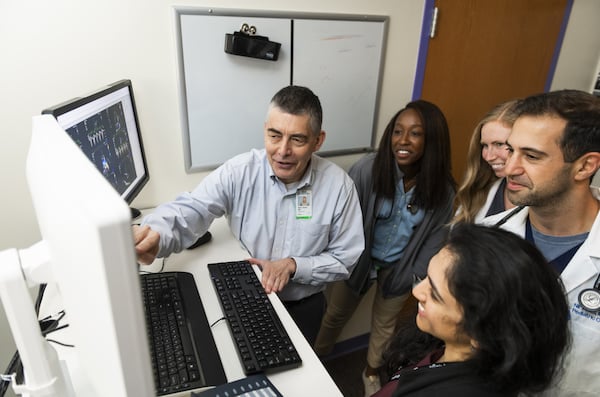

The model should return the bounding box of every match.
[42,79,149,218]
[21,114,155,395]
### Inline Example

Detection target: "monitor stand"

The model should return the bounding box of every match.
[130,207,141,220]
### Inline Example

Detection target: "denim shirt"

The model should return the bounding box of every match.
[371,180,425,265]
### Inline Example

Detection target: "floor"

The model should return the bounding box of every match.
[321,347,369,397]
[323,348,367,397]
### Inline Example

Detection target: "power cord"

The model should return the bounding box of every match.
[210,317,227,328]
[138,257,167,274]
[3,250,167,395]
[45,339,74,348]
[0,351,21,396]
[0,285,71,397]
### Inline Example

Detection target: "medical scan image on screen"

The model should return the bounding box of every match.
[65,102,137,196]
[42,80,149,218]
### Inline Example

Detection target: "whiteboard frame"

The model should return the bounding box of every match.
[174,7,388,172]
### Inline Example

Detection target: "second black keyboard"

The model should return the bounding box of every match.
[140,271,227,395]
[208,260,302,375]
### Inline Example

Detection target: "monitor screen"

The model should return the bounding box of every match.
[42,80,149,217]
[24,114,155,395]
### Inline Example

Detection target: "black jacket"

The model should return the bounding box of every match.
[388,361,513,397]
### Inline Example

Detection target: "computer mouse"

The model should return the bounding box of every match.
[187,231,212,249]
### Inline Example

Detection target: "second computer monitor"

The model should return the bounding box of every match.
[42,79,149,218]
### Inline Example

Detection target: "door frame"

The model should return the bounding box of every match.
[411,0,574,100]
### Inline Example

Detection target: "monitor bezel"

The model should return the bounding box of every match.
[41,79,150,205]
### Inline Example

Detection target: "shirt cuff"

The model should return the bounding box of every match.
[291,256,310,282]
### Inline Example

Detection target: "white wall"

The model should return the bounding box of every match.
[550,0,600,92]
[0,0,425,388]
[0,0,426,251]
[1,0,599,389]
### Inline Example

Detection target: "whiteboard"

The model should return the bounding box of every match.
[293,19,386,154]
[175,8,388,171]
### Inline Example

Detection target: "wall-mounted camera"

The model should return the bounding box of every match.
[224,23,281,61]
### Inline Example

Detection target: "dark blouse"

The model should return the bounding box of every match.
[485,178,507,217]
[373,349,512,397]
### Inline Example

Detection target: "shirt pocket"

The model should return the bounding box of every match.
[560,306,600,395]
[291,222,330,256]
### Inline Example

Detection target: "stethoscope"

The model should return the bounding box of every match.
[492,205,525,228]
[493,205,600,314]
[579,274,600,313]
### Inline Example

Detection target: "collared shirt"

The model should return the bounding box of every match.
[142,148,364,301]
[371,180,425,264]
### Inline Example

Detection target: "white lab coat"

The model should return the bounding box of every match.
[481,197,600,397]
[473,178,504,223]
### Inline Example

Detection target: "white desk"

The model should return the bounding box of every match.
[44,216,342,397]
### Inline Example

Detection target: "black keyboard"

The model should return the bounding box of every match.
[208,260,302,375]
[140,272,227,395]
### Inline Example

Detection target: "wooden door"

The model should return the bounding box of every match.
[419,0,569,181]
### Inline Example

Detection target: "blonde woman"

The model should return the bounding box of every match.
[453,100,519,224]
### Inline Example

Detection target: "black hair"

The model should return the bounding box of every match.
[561,110,600,162]
[372,99,456,210]
[269,85,323,136]
[514,89,600,162]
[383,223,570,395]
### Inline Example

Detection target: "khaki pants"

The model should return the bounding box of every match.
[314,267,410,369]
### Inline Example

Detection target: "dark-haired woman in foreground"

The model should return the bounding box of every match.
[375,223,570,397]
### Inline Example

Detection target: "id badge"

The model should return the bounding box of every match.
[296,190,312,219]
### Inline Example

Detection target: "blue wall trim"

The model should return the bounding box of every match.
[412,0,435,100]
[545,0,574,91]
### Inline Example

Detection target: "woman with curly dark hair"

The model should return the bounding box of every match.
[375,223,570,397]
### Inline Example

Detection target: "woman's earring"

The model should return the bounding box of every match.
[470,340,479,352]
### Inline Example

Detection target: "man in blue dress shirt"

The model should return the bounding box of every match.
[134,85,364,343]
